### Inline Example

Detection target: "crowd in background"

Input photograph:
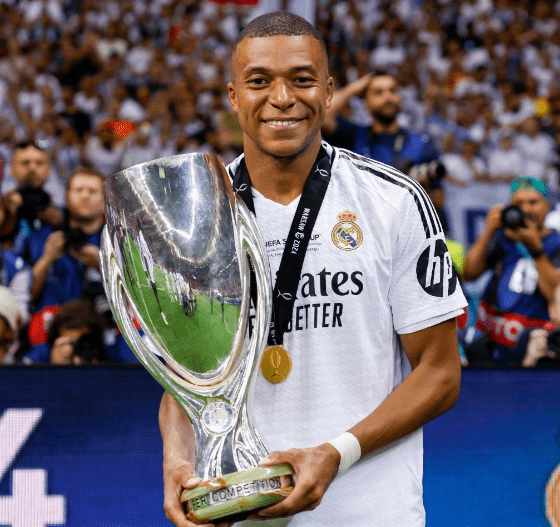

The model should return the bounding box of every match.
[1,0,560,366]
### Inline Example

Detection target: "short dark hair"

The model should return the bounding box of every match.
[67,166,105,190]
[47,299,105,348]
[14,141,46,153]
[234,11,328,64]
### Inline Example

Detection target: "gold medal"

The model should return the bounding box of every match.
[260,345,291,384]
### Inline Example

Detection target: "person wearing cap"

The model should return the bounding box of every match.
[0,286,23,364]
[463,176,560,366]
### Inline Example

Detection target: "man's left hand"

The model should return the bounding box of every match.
[250,443,340,520]
[503,217,544,254]
[70,244,101,269]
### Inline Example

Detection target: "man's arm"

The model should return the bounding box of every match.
[463,205,503,281]
[255,318,461,519]
[159,391,233,527]
[322,74,372,135]
[31,231,66,300]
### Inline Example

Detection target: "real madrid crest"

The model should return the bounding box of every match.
[331,210,363,251]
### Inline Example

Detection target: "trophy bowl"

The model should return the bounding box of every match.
[99,153,294,524]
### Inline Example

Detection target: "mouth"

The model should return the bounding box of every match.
[262,119,304,128]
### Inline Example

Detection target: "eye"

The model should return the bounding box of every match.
[294,76,314,84]
[248,77,268,86]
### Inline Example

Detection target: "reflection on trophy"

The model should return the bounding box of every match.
[99,153,294,524]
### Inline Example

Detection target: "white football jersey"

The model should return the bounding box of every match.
[228,142,467,527]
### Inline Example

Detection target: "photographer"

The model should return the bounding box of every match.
[24,299,107,365]
[463,177,560,366]
[2,141,64,255]
[30,167,104,311]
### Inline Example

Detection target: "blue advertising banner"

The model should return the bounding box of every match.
[0,367,559,527]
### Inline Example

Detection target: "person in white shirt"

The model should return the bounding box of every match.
[160,12,465,527]
[514,115,556,180]
[441,138,486,186]
[487,129,526,183]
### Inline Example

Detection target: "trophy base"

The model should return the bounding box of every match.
[181,464,294,525]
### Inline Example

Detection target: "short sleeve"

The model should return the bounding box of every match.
[389,190,467,333]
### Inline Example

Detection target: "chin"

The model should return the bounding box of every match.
[259,136,318,159]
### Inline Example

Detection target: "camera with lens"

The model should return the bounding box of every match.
[64,226,88,250]
[73,332,106,363]
[501,205,526,230]
[17,185,51,221]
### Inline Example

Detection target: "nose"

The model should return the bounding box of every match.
[268,79,296,110]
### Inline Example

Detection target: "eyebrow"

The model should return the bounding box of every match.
[243,64,320,77]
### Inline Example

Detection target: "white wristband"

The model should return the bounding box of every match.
[327,432,361,474]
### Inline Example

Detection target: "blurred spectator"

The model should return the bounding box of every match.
[2,142,64,263]
[52,126,83,184]
[441,138,486,186]
[24,298,107,364]
[73,75,103,124]
[323,74,441,174]
[487,128,525,183]
[59,84,92,140]
[514,115,556,181]
[463,177,560,367]
[122,121,160,169]
[0,286,23,364]
[0,202,31,320]
[28,167,104,311]
[523,283,560,368]
[84,123,124,177]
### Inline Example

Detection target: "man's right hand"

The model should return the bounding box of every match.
[2,190,23,217]
[485,204,504,235]
[43,231,67,264]
[163,463,233,527]
[349,73,374,98]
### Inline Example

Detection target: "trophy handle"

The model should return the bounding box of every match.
[227,197,272,468]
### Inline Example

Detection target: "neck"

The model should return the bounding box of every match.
[243,137,322,205]
[69,215,103,234]
[372,119,399,135]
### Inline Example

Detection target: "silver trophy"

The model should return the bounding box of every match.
[100,154,293,524]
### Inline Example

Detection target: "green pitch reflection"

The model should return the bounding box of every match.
[121,234,241,374]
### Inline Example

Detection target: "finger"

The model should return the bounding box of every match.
[258,451,293,469]
[183,476,203,489]
[257,476,314,518]
[163,500,192,527]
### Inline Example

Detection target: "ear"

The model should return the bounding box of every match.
[227,82,238,113]
[325,76,334,110]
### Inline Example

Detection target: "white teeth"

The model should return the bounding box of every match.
[267,120,298,127]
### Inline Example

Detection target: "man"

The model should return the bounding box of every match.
[322,73,449,232]
[463,177,560,366]
[29,167,105,312]
[323,73,440,174]
[161,12,466,527]
[2,141,65,233]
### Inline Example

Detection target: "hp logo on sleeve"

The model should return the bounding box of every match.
[416,239,458,297]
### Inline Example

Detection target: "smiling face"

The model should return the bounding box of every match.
[228,35,333,159]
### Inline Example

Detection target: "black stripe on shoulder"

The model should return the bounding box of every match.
[339,150,442,239]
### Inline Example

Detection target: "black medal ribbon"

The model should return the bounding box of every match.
[232,146,332,346]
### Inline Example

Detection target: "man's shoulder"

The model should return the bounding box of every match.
[333,146,431,210]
